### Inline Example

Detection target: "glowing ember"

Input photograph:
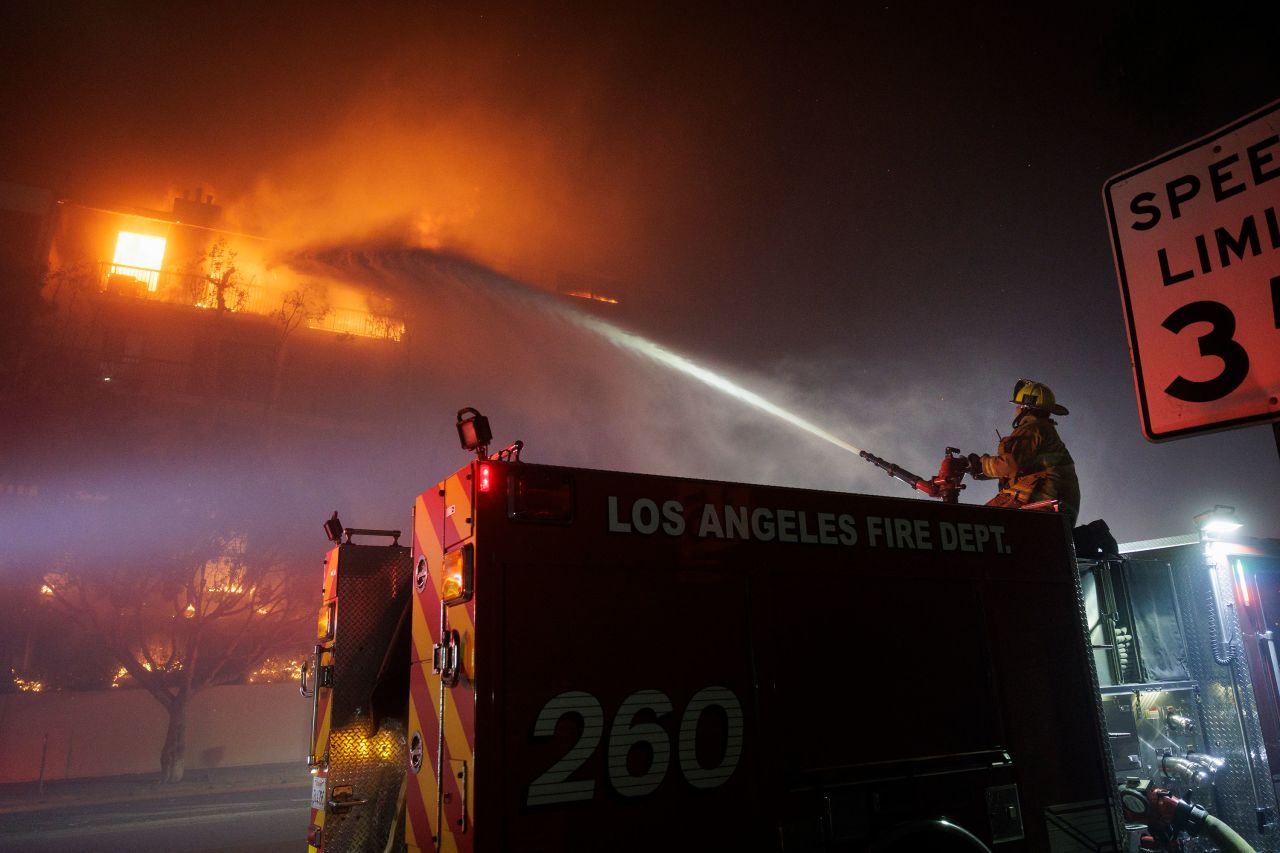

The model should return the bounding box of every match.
[11,669,44,692]
[137,643,182,673]
[111,231,167,291]
[248,656,305,684]
[563,290,620,305]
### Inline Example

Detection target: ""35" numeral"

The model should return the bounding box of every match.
[1162,300,1250,403]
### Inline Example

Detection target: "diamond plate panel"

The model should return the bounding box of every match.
[332,543,412,730]
[323,541,412,852]
[324,716,407,853]
[1128,545,1279,851]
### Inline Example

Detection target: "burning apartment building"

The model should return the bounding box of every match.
[0,185,416,705]
[21,188,411,444]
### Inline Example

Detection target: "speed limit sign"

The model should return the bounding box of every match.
[1105,99,1280,441]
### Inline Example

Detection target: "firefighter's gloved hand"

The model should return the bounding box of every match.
[966,453,990,480]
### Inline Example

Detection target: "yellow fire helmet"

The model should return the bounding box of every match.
[1011,379,1069,415]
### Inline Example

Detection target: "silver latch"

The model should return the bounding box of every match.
[328,784,368,813]
[432,629,462,687]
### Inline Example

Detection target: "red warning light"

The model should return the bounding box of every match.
[478,463,492,493]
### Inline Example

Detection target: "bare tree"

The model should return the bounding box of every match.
[43,524,311,783]
[4,258,101,393]
[264,283,329,445]
[0,247,48,384]
[274,282,329,341]
[40,259,99,343]
[188,238,250,314]
[364,294,403,342]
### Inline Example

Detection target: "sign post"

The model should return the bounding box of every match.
[1105,100,1280,446]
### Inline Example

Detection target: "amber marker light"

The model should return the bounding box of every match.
[441,544,473,604]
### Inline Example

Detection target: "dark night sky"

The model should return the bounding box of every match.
[2,2,1278,541]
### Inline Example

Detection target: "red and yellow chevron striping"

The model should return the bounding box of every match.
[407,466,478,851]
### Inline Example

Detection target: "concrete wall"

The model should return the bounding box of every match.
[0,683,308,783]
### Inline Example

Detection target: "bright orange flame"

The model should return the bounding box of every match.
[112,231,167,291]
[563,290,619,305]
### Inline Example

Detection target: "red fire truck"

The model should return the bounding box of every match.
[302,442,1124,851]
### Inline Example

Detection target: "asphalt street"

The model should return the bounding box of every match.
[0,785,309,853]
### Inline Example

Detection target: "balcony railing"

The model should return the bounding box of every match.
[97,263,275,315]
[92,262,404,342]
[307,307,404,342]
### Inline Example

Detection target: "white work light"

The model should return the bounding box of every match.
[1193,505,1243,536]
[457,407,493,459]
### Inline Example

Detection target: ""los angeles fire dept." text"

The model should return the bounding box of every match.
[606,496,1010,553]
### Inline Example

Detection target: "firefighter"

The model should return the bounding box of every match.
[967,379,1080,527]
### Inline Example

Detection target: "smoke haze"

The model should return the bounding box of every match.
[2,1,1279,567]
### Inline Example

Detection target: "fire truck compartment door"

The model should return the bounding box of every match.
[442,468,474,550]
[498,555,760,849]
[443,758,468,834]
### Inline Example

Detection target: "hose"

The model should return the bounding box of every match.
[1203,814,1257,853]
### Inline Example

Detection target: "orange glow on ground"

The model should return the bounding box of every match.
[112,231,167,291]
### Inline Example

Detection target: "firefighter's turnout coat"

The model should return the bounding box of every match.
[979,412,1080,526]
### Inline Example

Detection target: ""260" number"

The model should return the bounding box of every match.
[525,686,744,806]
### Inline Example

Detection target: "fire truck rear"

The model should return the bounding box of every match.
[301,451,1122,851]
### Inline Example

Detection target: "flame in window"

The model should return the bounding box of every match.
[112,231,167,291]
